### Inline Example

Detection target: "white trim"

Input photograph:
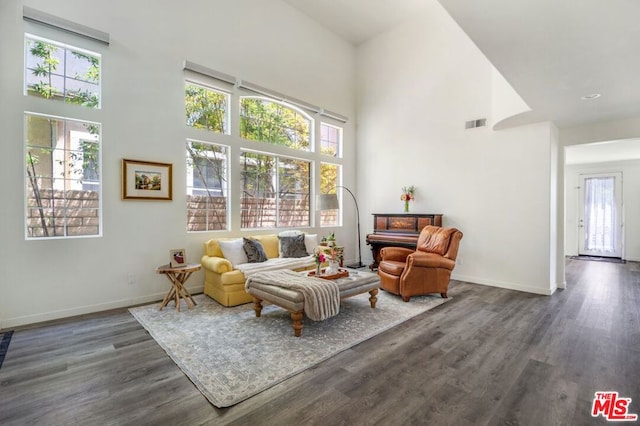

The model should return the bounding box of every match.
[452,273,556,296]
[23,6,110,45]
[184,60,236,85]
[1,286,204,329]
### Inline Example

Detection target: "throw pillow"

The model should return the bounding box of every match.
[279,234,309,258]
[304,233,318,254]
[242,237,267,263]
[278,230,303,256]
[218,239,249,266]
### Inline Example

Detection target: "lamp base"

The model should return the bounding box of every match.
[345,261,367,269]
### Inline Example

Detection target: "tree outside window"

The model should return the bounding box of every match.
[240,97,311,151]
[25,35,100,108]
[186,141,228,231]
[240,151,310,229]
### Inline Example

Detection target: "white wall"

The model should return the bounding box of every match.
[356,0,558,295]
[564,160,640,261]
[0,0,356,328]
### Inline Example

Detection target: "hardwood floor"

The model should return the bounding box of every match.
[1,259,638,425]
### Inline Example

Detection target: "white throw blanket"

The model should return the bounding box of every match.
[245,270,340,321]
[236,256,315,277]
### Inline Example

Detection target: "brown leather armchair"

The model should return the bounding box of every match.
[378,226,463,301]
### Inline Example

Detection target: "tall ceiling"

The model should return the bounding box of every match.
[283,0,640,130]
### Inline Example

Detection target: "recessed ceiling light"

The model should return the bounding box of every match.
[581,93,601,100]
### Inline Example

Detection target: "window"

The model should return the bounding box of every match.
[240,151,310,229]
[320,122,341,157]
[185,83,229,134]
[183,63,348,232]
[186,140,229,231]
[240,97,311,150]
[25,35,101,108]
[25,113,101,238]
[320,162,341,227]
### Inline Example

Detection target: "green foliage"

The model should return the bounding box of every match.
[27,38,100,108]
[240,98,310,150]
[185,84,227,133]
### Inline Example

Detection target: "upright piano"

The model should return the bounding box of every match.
[366,213,443,270]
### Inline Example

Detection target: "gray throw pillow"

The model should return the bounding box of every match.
[279,234,309,258]
[242,238,267,263]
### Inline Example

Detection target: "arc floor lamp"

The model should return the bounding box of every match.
[317,186,364,268]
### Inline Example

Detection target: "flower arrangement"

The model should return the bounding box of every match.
[401,185,416,212]
[314,249,326,275]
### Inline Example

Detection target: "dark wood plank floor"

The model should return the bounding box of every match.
[1,259,638,425]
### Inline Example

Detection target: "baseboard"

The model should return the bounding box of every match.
[1,285,204,329]
[451,273,555,296]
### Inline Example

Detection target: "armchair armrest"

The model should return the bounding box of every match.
[406,252,456,270]
[200,255,233,274]
[380,247,414,262]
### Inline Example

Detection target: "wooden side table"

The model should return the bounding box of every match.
[156,263,201,311]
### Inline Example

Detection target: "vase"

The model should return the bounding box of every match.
[327,260,339,275]
[404,200,410,213]
[315,263,322,276]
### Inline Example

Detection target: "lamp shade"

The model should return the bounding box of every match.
[317,193,340,211]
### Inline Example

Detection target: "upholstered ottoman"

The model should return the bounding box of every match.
[246,268,380,337]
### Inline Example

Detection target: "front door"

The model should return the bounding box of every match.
[578,172,623,258]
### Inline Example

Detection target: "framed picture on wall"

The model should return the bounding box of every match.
[170,249,187,268]
[122,159,173,200]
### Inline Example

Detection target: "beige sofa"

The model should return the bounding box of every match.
[201,234,318,307]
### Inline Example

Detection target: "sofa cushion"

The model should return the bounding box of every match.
[243,237,267,263]
[304,233,318,254]
[218,238,248,266]
[279,234,309,258]
[418,227,456,255]
[252,234,279,259]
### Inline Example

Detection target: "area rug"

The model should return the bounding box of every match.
[568,255,626,264]
[129,291,450,407]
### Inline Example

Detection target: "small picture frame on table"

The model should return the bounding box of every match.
[170,249,187,268]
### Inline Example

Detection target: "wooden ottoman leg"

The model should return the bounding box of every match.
[290,311,304,337]
[252,297,263,317]
[368,288,378,308]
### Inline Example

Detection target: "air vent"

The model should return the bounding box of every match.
[465,118,487,129]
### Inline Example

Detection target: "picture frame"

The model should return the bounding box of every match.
[170,248,187,268]
[122,159,173,200]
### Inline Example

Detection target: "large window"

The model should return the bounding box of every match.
[24,33,103,239]
[185,83,229,134]
[186,140,228,231]
[25,113,101,238]
[184,65,346,232]
[240,151,310,229]
[240,97,311,150]
[25,35,101,108]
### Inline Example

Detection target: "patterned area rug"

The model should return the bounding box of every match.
[129,291,449,407]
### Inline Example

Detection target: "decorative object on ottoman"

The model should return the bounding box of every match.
[378,225,462,301]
